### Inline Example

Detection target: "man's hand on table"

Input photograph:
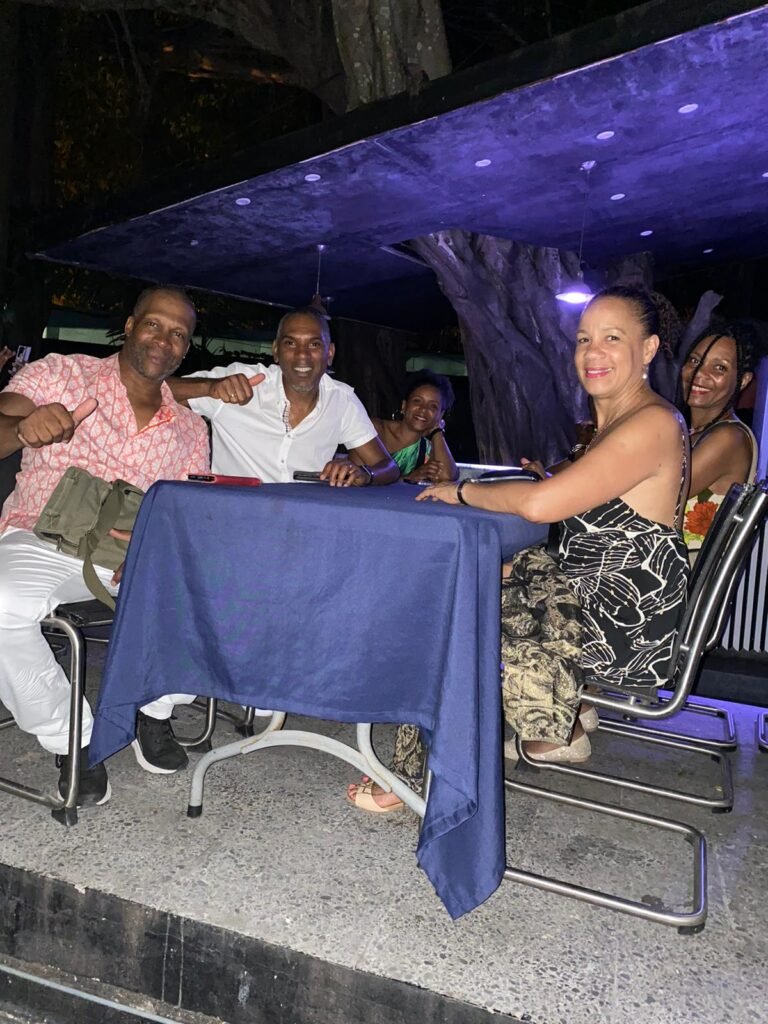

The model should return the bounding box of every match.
[16,398,99,448]
[208,373,265,405]
[319,458,371,487]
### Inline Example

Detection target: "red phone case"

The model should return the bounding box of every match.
[187,474,262,486]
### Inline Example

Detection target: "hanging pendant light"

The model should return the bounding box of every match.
[556,161,596,305]
[309,244,330,315]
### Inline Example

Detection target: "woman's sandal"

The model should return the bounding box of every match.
[504,730,593,765]
[346,781,405,814]
[579,706,600,733]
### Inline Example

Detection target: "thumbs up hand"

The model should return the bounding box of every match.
[209,373,265,405]
[17,398,99,449]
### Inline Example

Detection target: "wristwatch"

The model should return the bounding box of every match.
[456,479,476,506]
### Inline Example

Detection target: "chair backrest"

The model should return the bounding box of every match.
[0,449,22,510]
[672,480,768,696]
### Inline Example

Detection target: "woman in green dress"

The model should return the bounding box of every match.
[371,371,459,484]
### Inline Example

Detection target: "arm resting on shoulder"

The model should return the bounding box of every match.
[167,372,264,408]
[165,376,216,407]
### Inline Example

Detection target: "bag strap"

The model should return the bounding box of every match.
[80,484,126,611]
[415,435,429,469]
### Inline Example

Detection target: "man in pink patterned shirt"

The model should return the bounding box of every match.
[0,287,210,806]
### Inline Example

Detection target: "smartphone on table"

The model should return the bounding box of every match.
[292,471,329,484]
[187,474,262,486]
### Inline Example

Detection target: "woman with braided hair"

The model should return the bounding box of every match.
[679,320,763,563]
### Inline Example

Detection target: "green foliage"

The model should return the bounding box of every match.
[52,12,321,209]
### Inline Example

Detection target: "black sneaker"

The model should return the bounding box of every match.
[55,746,111,806]
[132,712,189,774]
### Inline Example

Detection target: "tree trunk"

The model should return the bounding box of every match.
[411,232,586,464]
[330,0,451,108]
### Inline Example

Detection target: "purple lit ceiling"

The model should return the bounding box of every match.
[37,2,768,330]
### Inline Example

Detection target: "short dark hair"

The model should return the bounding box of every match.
[677,317,767,426]
[403,369,455,413]
[275,307,331,345]
[132,285,196,328]
[588,285,660,339]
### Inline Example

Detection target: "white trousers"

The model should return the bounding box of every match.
[0,528,194,755]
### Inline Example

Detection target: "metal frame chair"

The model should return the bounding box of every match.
[0,596,229,823]
[758,712,768,752]
[0,602,112,825]
[0,451,233,820]
[503,479,768,932]
[518,482,765,812]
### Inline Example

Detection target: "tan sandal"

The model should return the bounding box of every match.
[346,781,405,814]
[525,731,592,764]
[579,706,600,733]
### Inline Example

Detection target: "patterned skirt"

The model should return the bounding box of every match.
[391,545,583,785]
[500,545,583,744]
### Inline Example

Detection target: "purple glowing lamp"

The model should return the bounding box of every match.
[556,161,596,306]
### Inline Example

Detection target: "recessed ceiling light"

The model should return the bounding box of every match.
[190,239,199,246]
[703,247,714,254]
[595,131,615,141]
[678,103,698,114]
[304,172,321,182]
[610,193,626,201]
[474,158,492,168]
[640,230,653,237]
[234,197,251,206]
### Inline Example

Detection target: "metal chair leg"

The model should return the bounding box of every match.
[177,698,264,749]
[758,711,768,752]
[0,615,86,826]
[503,777,707,933]
[176,697,218,749]
[612,695,737,751]
[517,724,734,813]
[237,706,256,737]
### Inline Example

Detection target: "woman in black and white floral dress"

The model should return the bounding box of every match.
[420,285,690,766]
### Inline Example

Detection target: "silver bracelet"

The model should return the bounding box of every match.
[360,465,374,486]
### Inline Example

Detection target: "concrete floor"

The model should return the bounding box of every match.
[1,644,767,1024]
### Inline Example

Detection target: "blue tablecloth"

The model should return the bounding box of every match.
[91,481,546,918]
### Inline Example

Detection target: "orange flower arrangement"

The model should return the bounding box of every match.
[685,500,719,537]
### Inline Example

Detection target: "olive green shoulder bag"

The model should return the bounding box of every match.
[33,466,144,610]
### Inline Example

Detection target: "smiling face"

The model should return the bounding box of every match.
[681,334,750,416]
[272,313,334,397]
[575,296,659,399]
[122,290,195,382]
[401,384,444,434]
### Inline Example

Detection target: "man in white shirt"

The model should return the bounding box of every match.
[169,308,399,486]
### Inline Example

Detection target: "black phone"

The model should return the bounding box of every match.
[292,471,327,483]
[476,468,541,483]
